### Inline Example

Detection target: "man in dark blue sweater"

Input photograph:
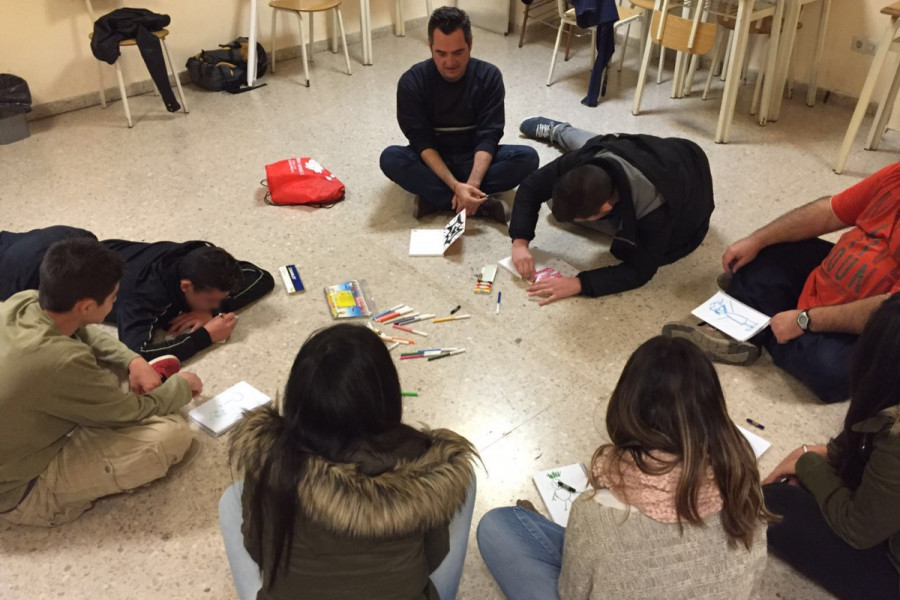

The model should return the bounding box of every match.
[379,7,539,222]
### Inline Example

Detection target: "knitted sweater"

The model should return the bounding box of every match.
[558,495,767,600]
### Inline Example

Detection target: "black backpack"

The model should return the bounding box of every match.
[186,37,268,93]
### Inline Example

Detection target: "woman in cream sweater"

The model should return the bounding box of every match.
[477,336,773,600]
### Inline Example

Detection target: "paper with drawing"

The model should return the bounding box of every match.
[409,212,467,256]
[189,381,271,436]
[692,291,771,342]
[532,463,589,526]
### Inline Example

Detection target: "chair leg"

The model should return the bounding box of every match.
[331,9,339,53]
[618,23,631,72]
[757,0,784,126]
[565,24,573,61]
[807,0,831,107]
[683,54,699,96]
[95,60,108,108]
[270,9,278,73]
[519,3,531,47]
[309,13,315,62]
[633,26,656,115]
[396,0,405,37]
[160,39,189,114]
[295,12,311,86]
[716,0,751,143]
[548,22,566,86]
[866,55,900,150]
[656,47,665,84]
[721,30,733,81]
[113,61,133,128]
[703,29,725,100]
[336,8,352,75]
[426,0,433,16]
[751,40,768,115]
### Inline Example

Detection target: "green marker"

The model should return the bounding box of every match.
[401,391,419,397]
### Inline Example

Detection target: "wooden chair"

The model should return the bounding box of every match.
[269,0,352,88]
[395,0,432,37]
[83,0,188,128]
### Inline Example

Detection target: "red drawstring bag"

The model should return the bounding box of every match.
[263,157,345,207]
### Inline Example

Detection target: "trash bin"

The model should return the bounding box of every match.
[0,74,32,145]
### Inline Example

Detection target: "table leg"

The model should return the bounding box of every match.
[806,0,831,107]
[768,0,800,122]
[757,0,784,125]
[834,17,900,172]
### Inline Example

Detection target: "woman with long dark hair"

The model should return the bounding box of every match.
[763,294,900,599]
[218,324,478,600]
[477,336,772,599]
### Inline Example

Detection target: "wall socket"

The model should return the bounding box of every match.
[852,35,877,55]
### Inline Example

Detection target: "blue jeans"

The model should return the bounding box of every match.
[727,239,857,404]
[379,145,539,211]
[219,480,477,600]
[477,507,565,600]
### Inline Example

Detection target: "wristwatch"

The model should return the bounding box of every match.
[797,309,812,331]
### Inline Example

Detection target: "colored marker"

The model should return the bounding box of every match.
[433,314,471,323]
[401,391,419,397]
[387,342,400,352]
[372,304,404,320]
[746,418,765,430]
[395,313,435,326]
[376,306,414,323]
[450,305,461,314]
[427,349,466,362]
[496,292,502,315]
[382,311,419,324]
[393,324,428,337]
[556,480,578,494]
[388,337,414,345]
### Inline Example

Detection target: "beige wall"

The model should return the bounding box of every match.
[0,0,432,107]
[2,0,900,121]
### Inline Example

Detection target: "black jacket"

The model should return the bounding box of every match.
[101,239,274,362]
[509,133,715,297]
[90,8,180,112]
[0,226,97,302]
[396,58,505,156]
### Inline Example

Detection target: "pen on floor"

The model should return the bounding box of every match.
[496,291,502,315]
[427,349,466,362]
[746,418,765,430]
[450,305,461,315]
[433,315,471,323]
[393,324,428,337]
[401,391,418,397]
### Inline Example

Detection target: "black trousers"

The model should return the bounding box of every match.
[764,482,899,600]
[726,239,858,403]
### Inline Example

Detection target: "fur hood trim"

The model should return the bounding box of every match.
[231,406,478,539]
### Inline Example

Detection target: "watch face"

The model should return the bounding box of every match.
[798,311,809,330]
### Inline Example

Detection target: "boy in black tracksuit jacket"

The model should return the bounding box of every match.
[102,239,273,362]
[509,128,714,299]
[0,227,273,362]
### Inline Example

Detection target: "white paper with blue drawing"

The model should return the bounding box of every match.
[692,291,771,342]
[189,381,271,437]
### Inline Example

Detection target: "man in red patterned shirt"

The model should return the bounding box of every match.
[664,163,900,403]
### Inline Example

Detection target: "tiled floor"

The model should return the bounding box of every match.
[1,20,897,600]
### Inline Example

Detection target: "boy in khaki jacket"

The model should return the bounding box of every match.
[0,238,202,527]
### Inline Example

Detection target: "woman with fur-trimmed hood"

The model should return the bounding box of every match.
[219,324,478,600]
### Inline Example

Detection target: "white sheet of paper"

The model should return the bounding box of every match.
[737,425,772,458]
[532,463,589,526]
[189,381,271,437]
[409,212,466,256]
[692,291,771,342]
[498,247,578,281]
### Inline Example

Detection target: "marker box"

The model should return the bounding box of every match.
[279,264,305,294]
[475,265,497,295]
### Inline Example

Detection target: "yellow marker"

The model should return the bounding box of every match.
[433,314,471,323]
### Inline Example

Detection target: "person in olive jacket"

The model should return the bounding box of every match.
[762,293,900,600]
[219,324,478,600]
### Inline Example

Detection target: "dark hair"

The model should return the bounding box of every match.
[178,246,242,293]
[38,238,124,312]
[236,324,409,587]
[428,6,472,46]
[550,165,614,222]
[830,294,900,489]
[592,336,775,549]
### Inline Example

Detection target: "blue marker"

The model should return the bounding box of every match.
[496,291,502,315]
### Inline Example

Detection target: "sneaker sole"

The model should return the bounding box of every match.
[661,323,759,366]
